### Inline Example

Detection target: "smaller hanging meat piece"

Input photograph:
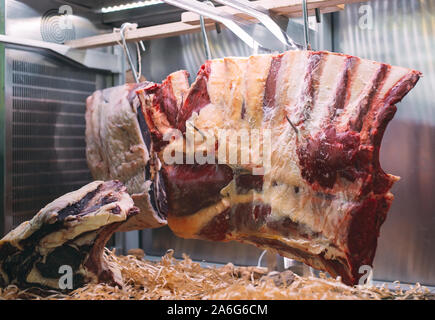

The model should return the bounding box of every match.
[85,82,173,231]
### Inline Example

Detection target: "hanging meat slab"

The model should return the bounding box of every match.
[136,50,421,285]
[0,181,138,290]
[85,83,169,231]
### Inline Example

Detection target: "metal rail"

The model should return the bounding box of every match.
[213,0,302,50]
[0,34,121,73]
[162,0,263,50]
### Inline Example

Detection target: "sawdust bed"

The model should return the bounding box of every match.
[0,249,433,300]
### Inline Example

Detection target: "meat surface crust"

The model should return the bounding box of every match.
[0,181,138,290]
[85,83,167,231]
[136,50,421,285]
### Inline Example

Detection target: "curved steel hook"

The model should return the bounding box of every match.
[302,0,311,50]
[199,1,214,60]
[214,0,302,51]
[120,23,141,83]
[163,0,262,50]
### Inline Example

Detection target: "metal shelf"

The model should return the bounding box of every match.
[65,0,369,50]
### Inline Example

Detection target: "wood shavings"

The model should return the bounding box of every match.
[127,248,145,260]
[0,249,433,300]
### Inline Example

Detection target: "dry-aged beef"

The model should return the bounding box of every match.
[0,181,138,290]
[136,50,421,285]
[86,84,168,231]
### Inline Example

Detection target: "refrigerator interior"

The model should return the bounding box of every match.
[0,0,434,287]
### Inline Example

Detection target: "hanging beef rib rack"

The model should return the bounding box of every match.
[132,50,421,285]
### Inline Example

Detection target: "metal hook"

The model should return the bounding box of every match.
[199,1,215,60]
[188,121,206,140]
[213,0,302,51]
[315,8,321,24]
[302,0,311,50]
[119,23,143,84]
[139,40,146,52]
[163,0,263,50]
[286,115,299,135]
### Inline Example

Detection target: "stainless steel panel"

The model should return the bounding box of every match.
[2,0,122,72]
[333,0,435,285]
[6,0,107,41]
[3,48,99,232]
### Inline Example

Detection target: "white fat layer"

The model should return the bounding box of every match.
[240,231,345,261]
[207,59,227,107]
[0,181,103,248]
[169,71,190,108]
[281,51,309,125]
[245,54,272,128]
[87,86,149,195]
[168,198,231,238]
[26,263,93,289]
[379,66,410,98]
[305,54,347,134]
[37,192,132,255]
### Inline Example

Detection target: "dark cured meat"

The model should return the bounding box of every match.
[263,55,283,109]
[136,50,421,286]
[297,126,364,189]
[0,181,138,290]
[162,164,233,217]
